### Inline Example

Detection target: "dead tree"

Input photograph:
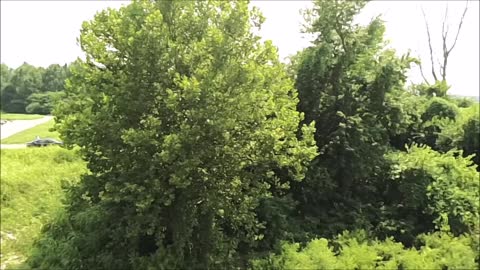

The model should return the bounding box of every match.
[418,1,469,85]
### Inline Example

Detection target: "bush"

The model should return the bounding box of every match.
[421,97,458,122]
[26,91,65,115]
[412,81,450,97]
[436,105,480,165]
[385,145,479,239]
[384,91,427,150]
[251,231,478,270]
[452,96,476,108]
[419,97,460,148]
[25,102,49,114]
[2,99,27,114]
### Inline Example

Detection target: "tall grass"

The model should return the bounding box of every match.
[0,147,86,269]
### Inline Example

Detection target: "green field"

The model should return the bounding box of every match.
[1,120,60,144]
[0,147,86,269]
[0,113,44,120]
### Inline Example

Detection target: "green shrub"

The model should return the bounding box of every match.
[432,104,479,167]
[26,91,65,115]
[451,96,476,108]
[386,145,479,237]
[251,231,478,270]
[413,81,450,97]
[422,97,458,122]
[384,91,427,150]
[25,102,49,114]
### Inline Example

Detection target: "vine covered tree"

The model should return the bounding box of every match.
[284,0,417,240]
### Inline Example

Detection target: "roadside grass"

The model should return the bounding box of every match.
[1,120,60,144]
[0,113,44,120]
[0,147,86,269]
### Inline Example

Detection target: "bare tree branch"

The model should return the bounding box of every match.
[447,1,468,55]
[441,1,468,81]
[442,3,449,41]
[421,2,468,83]
[421,7,438,82]
[438,58,444,79]
[418,61,430,85]
[440,4,450,81]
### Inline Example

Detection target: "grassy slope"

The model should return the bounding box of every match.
[1,120,60,144]
[0,113,44,120]
[0,147,85,269]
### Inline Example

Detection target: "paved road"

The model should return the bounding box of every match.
[0,144,26,149]
[0,116,54,149]
[0,116,53,140]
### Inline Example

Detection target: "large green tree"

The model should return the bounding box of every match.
[29,1,316,269]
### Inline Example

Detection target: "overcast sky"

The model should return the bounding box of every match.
[1,1,478,96]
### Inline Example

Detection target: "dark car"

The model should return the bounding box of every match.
[26,137,63,147]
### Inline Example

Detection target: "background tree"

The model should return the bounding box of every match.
[1,63,14,90]
[1,64,18,112]
[26,91,65,114]
[10,63,44,100]
[41,64,68,92]
[29,1,316,269]
[2,63,44,113]
[0,85,23,112]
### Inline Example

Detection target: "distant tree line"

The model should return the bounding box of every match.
[1,63,69,114]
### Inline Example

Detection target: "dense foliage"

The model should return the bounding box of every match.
[24,0,479,269]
